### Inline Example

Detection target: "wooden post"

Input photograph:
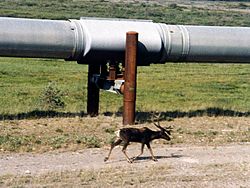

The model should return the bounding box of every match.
[123,31,138,125]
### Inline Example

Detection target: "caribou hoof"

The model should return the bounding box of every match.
[152,158,158,162]
[104,157,108,162]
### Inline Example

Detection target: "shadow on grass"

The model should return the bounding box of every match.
[114,107,250,123]
[0,110,86,121]
[0,107,249,121]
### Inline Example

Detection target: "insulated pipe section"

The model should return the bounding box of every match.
[72,18,163,64]
[161,24,250,63]
[1,17,250,64]
[0,17,79,59]
[74,18,250,64]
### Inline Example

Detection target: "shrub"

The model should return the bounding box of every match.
[169,3,178,9]
[39,82,65,111]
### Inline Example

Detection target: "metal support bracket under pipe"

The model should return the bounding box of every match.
[1,17,250,64]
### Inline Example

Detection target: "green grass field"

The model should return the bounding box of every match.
[1,0,250,26]
[0,0,250,117]
[0,57,249,117]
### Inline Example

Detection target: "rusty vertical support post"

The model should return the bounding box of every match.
[87,63,100,117]
[123,31,138,125]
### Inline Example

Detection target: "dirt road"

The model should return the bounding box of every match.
[1,143,249,187]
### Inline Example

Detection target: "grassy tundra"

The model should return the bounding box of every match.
[0,0,249,117]
[0,58,249,117]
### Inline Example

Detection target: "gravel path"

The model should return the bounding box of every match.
[0,143,249,178]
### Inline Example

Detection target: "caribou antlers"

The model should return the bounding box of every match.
[152,112,173,136]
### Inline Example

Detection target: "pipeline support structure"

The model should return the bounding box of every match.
[1,17,250,124]
[87,63,101,117]
[123,32,138,125]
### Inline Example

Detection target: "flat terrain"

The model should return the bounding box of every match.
[0,143,249,187]
[0,116,249,187]
[0,0,250,187]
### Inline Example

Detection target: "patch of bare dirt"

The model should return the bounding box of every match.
[0,143,249,176]
[0,143,249,187]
